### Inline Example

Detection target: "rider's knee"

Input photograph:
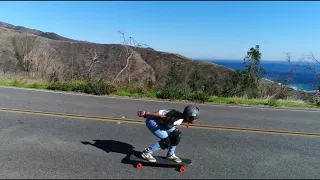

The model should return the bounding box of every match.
[158,136,170,150]
[169,129,182,146]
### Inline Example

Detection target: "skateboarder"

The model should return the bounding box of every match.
[137,105,200,163]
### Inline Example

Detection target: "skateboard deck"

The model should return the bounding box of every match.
[129,153,192,172]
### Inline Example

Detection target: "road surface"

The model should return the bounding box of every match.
[0,86,319,178]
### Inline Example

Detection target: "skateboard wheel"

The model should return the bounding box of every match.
[136,163,142,169]
[179,166,185,172]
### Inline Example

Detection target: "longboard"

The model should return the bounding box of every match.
[129,153,192,172]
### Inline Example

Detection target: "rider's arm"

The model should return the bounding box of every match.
[138,110,167,119]
[145,112,166,119]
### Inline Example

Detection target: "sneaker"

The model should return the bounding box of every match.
[141,148,156,162]
[166,153,182,163]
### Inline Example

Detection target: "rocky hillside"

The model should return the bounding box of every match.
[0,21,234,86]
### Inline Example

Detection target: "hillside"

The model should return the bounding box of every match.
[0,21,79,42]
[0,21,235,86]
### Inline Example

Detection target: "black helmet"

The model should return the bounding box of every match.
[183,105,200,120]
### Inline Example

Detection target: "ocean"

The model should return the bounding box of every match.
[205,60,320,92]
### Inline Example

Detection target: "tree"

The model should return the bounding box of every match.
[10,35,35,73]
[243,45,265,85]
[67,48,100,81]
[268,53,301,100]
[188,63,206,93]
[164,62,184,88]
[298,52,320,102]
[225,45,266,98]
[300,53,320,91]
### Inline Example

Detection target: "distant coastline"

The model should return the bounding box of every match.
[196,59,320,92]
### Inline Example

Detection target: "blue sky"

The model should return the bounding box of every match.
[0,1,320,61]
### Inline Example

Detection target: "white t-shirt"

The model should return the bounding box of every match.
[158,109,184,126]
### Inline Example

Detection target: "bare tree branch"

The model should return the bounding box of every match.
[113,50,133,83]
[112,30,148,84]
[86,49,99,79]
[299,52,320,90]
[268,52,301,100]
[295,52,320,101]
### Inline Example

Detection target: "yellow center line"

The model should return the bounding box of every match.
[0,108,319,138]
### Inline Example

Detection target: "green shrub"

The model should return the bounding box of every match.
[29,83,48,89]
[12,79,26,87]
[156,87,187,100]
[29,83,40,89]
[208,96,235,104]
[316,98,320,107]
[185,91,210,103]
[156,87,210,103]
[127,84,150,94]
[69,81,87,92]
[47,82,72,91]
[83,80,103,95]
[46,80,117,96]
[267,99,278,107]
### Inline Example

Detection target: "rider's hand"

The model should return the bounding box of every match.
[137,111,147,118]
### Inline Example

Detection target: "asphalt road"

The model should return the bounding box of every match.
[0,86,319,178]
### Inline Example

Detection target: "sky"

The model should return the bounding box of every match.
[0,1,320,61]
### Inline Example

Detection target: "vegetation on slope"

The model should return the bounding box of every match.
[0,21,319,109]
[0,44,319,109]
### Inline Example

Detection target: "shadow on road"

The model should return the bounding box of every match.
[81,139,177,170]
[81,140,140,156]
[81,139,142,167]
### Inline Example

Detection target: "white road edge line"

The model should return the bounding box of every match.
[0,85,319,113]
